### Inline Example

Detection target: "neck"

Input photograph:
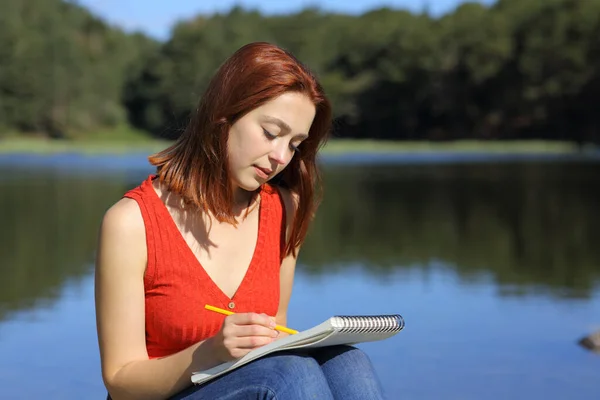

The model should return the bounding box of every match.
[232,187,259,217]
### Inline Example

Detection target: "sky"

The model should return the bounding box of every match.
[77,0,495,40]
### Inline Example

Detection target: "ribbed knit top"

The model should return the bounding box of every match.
[123,174,286,358]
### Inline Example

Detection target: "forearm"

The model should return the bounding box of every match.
[106,338,221,400]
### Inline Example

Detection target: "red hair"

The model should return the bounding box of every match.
[148,42,332,257]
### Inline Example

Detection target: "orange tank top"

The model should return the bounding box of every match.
[123,174,286,358]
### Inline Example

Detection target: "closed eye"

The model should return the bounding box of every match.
[264,127,302,153]
[263,128,277,139]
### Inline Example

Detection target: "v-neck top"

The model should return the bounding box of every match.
[123,174,286,358]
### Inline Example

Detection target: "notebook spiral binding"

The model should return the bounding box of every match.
[331,315,405,334]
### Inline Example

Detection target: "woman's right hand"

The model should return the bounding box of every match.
[211,313,279,362]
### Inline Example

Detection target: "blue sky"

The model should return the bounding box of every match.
[78,0,494,40]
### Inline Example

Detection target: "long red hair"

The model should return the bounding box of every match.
[148,42,332,257]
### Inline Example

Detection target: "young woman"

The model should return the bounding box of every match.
[95,42,385,400]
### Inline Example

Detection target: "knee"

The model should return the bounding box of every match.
[316,345,380,380]
[317,345,374,366]
[316,346,384,399]
[261,352,323,380]
[342,346,374,366]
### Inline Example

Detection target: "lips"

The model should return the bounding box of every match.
[254,165,272,179]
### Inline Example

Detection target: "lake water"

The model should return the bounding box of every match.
[0,153,599,399]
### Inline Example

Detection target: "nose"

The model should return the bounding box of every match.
[269,142,290,166]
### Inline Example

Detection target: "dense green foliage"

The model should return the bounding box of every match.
[1,0,600,143]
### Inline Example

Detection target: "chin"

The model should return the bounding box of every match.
[237,178,263,192]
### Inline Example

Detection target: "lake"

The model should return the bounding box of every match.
[0,152,599,399]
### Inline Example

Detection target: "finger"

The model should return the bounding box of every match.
[231,312,276,329]
[235,324,278,338]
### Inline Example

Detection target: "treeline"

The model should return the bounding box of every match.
[1,0,600,143]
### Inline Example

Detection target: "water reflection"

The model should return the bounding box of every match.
[1,161,599,323]
[0,170,132,321]
[301,162,600,298]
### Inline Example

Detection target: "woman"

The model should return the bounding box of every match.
[95,42,385,400]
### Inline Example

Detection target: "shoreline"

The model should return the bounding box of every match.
[0,137,597,156]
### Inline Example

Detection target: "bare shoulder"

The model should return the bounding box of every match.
[101,197,145,235]
[97,197,147,275]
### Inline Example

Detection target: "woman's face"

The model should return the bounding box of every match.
[227,91,316,194]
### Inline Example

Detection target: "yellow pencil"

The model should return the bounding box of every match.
[205,304,298,335]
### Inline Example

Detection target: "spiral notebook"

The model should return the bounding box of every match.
[191,314,404,385]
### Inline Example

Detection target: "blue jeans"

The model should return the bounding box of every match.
[170,345,385,399]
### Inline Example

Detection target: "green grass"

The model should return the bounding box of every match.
[0,137,171,154]
[0,131,596,155]
[0,126,172,154]
[320,139,588,154]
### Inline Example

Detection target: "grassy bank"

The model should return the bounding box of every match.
[320,138,591,154]
[0,135,596,155]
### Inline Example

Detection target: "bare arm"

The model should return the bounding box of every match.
[95,199,276,400]
[274,188,301,332]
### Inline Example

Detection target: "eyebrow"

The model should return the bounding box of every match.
[264,116,309,139]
